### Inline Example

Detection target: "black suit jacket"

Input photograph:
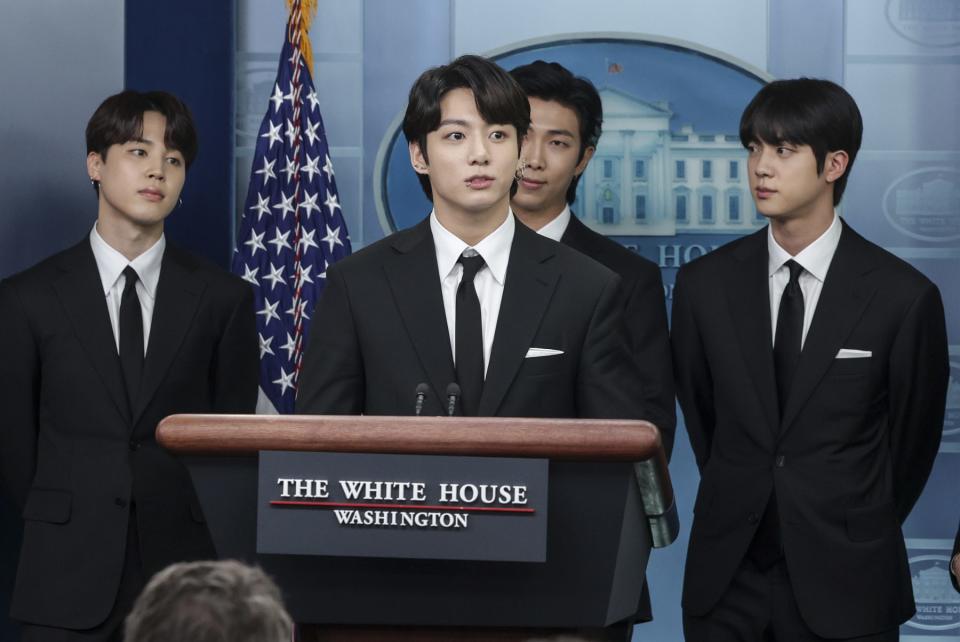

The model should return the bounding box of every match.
[561,214,675,456]
[297,216,644,420]
[671,221,948,638]
[0,240,258,629]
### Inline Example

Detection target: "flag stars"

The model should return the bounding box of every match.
[268,228,292,255]
[295,264,314,288]
[324,190,341,215]
[284,118,298,146]
[322,155,335,182]
[281,332,297,360]
[273,367,296,396]
[263,263,286,290]
[273,193,296,220]
[304,119,321,146]
[258,333,275,359]
[301,153,321,182]
[282,156,299,183]
[286,299,311,321]
[299,190,321,217]
[255,157,276,185]
[240,264,259,286]
[269,83,284,113]
[297,228,319,253]
[257,297,281,326]
[244,229,267,257]
[322,224,344,253]
[283,84,297,107]
[306,89,320,112]
[249,194,271,221]
[260,121,283,150]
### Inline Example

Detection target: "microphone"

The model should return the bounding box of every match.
[445,382,461,417]
[414,383,430,416]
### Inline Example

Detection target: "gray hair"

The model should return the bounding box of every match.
[124,560,293,642]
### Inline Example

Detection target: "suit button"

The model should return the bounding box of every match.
[129,440,140,451]
[775,455,785,468]
[748,512,759,524]
[114,497,128,508]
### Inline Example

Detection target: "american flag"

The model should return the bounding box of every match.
[232,3,351,414]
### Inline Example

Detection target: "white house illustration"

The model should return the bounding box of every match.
[575,87,764,236]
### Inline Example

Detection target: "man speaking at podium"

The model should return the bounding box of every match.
[297,55,645,424]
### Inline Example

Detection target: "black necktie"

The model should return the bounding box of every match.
[773,259,804,417]
[455,254,485,416]
[750,259,805,570]
[119,266,144,415]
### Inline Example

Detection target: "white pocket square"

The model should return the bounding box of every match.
[836,348,872,359]
[525,347,564,359]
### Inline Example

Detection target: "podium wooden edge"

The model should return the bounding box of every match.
[156,414,663,462]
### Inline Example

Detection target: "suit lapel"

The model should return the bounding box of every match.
[726,229,780,435]
[478,223,559,416]
[779,224,877,434]
[134,246,204,424]
[53,242,130,423]
[384,219,457,404]
[559,215,590,253]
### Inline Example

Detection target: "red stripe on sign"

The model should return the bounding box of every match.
[269,500,535,514]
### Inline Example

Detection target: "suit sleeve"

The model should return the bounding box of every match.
[670,267,715,472]
[887,281,948,523]
[0,280,40,510]
[575,274,649,422]
[622,265,676,459]
[211,284,259,414]
[295,264,364,414]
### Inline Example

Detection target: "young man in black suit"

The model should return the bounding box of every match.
[0,91,258,641]
[509,60,674,457]
[297,55,644,424]
[672,79,949,640]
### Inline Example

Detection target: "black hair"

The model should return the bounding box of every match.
[401,55,531,201]
[86,90,199,194]
[739,78,862,206]
[510,60,603,204]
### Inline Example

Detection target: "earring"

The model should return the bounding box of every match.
[514,159,527,182]
[178,197,184,208]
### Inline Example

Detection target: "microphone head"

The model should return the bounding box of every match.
[415,382,430,396]
[446,382,461,397]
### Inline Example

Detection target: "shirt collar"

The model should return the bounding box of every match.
[767,212,841,282]
[536,205,572,242]
[430,209,515,285]
[89,224,166,299]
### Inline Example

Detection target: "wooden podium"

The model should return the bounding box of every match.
[157,415,677,640]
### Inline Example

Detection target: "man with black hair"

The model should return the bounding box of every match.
[298,55,643,424]
[0,91,258,641]
[673,78,948,640]
[510,60,674,459]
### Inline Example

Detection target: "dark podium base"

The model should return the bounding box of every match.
[185,454,651,631]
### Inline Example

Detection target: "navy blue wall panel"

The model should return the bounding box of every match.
[125,1,236,267]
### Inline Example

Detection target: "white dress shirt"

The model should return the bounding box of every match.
[430,210,515,376]
[768,213,842,348]
[89,224,165,355]
[535,204,572,242]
